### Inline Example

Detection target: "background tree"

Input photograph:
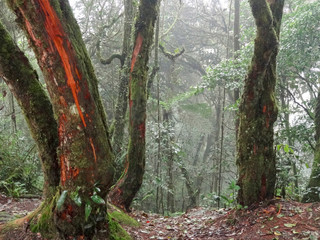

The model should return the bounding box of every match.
[236,0,284,206]
[109,0,158,211]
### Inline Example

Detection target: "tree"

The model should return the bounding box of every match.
[109,0,158,211]
[236,0,284,206]
[4,0,114,238]
[302,92,320,202]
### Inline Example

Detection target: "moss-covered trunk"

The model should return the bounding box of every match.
[111,0,134,179]
[109,0,158,211]
[6,0,114,238]
[302,92,320,202]
[0,20,59,199]
[236,0,284,207]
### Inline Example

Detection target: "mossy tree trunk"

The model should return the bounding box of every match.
[302,92,320,202]
[0,20,59,199]
[6,0,114,238]
[109,0,158,211]
[111,0,134,178]
[236,0,284,207]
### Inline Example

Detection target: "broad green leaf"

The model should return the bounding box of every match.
[56,190,68,211]
[70,190,82,207]
[284,144,289,153]
[72,194,82,207]
[91,194,106,205]
[85,203,92,221]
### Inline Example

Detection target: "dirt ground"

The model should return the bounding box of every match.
[0,193,319,239]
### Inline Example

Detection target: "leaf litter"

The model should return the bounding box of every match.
[0,195,320,239]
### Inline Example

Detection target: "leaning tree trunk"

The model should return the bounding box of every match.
[302,92,320,202]
[0,20,59,199]
[109,0,158,211]
[7,0,114,239]
[236,0,284,207]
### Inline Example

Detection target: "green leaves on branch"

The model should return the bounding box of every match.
[85,203,92,222]
[91,194,105,205]
[276,144,294,154]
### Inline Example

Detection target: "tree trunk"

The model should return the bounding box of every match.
[109,0,158,211]
[234,0,240,137]
[111,0,134,156]
[0,20,59,199]
[302,92,320,202]
[163,109,175,213]
[6,0,114,238]
[237,0,284,207]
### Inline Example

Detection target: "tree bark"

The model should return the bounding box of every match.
[236,0,284,207]
[111,0,134,156]
[6,0,114,238]
[109,0,158,211]
[0,20,59,199]
[234,0,240,137]
[302,92,320,202]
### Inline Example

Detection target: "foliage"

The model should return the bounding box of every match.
[0,132,42,197]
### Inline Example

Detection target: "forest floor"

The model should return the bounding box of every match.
[0,193,320,239]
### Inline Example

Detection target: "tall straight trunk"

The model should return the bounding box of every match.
[217,87,226,208]
[210,89,221,193]
[280,77,298,197]
[234,0,240,136]
[237,0,284,207]
[154,2,162,213]
[163,109,175,213]
[111,0,134,155]
[302,92,320,202]
[0,20,59,199]
[109,0,158,211]
[7,0,114,238]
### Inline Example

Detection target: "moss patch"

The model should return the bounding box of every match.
[108,214,132,240]
[109,211,139,228]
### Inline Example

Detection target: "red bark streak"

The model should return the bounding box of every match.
[37,0,87,127]
[59,96,68,107]
[60,155,67,186]
[131,33,144,72]
[18,6,42,47]
[138,123,145,139]
[129,33,144,126]
[89,138,97,163]
[263,105,267,113]
[59,114,79,184]
[253,144,257,155]
[266,115,270,128]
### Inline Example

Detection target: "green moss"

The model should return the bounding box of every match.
[29,197,57,238]
[108,214,132,240]
[109,208,139,227]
